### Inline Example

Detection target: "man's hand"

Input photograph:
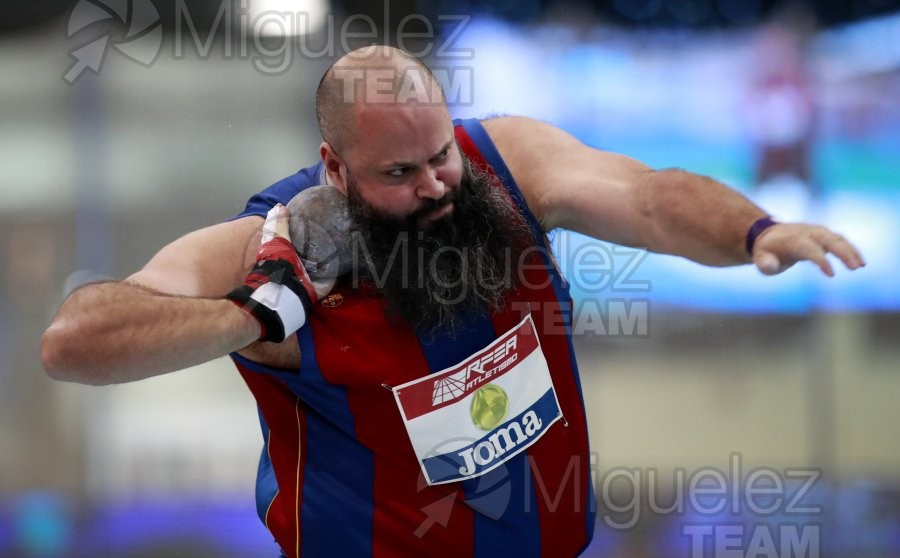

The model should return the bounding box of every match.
[752,223,866,277]
[227,204,320,342]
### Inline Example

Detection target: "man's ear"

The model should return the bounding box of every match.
[320,141,347,194]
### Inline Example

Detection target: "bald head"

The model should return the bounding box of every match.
[315,45,446,153]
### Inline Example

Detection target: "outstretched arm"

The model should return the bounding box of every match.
[485,117,864,275]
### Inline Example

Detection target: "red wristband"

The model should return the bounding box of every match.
[746,216,778,255]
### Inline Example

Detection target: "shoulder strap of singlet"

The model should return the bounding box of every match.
[452,118,544,244]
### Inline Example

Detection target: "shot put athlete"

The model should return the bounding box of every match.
[41,46,864,557]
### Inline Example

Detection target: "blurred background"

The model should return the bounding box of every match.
[1,0,899,556]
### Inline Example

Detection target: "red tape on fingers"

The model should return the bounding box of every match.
[256,237,317,304]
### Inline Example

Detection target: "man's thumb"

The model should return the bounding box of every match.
[754,250,781,275]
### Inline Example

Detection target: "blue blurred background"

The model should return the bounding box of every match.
[1,0,898,556]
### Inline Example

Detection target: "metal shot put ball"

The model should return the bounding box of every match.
[286,185,352,282]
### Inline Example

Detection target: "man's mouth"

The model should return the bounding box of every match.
[417,202,454,228]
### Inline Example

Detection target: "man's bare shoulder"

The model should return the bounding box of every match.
[475,115,651,237]
[475,116,568,226]
[478,116,573,169]
[480,115,541,149]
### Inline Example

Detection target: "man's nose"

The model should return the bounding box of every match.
[415,168,445,200]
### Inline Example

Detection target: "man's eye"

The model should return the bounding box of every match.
[388,168,408,177]
[436,149,449,160]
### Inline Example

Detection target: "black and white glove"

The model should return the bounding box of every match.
[227,204,318,342]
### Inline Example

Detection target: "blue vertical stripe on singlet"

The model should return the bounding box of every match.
[456,117,596,546]
[292,325,374,557]
[416,313,496,372]
[456,118,573,308]
[231,161,375,556]
[254,409,279,524]
[414,248,542,553]
[229,354,287,528]
[466,454,542,558]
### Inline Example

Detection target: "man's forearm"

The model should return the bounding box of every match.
[640,168,767,266]
[41,281,261,385]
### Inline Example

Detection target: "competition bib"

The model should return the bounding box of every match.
[392,315,563,486]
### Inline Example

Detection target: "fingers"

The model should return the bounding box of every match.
[262,204,291,244]
[261,205,280,243]
[803,239,834,277]
[273,205,291,240]
[813,230,866,271]
[772,235,834,277]
[756,224,865,277]
[311,278,335,301]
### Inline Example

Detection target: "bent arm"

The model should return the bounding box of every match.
[41,282,260,385]
[486,117,863,273]
[41,216,264,385]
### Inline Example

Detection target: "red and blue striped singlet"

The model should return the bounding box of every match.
[230,118,596,557]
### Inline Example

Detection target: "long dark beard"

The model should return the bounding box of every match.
[347,155,533,336]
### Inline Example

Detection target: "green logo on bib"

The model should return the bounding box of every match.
[470,384,509,431]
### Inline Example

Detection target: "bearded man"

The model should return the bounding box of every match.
[42,46,864,557]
